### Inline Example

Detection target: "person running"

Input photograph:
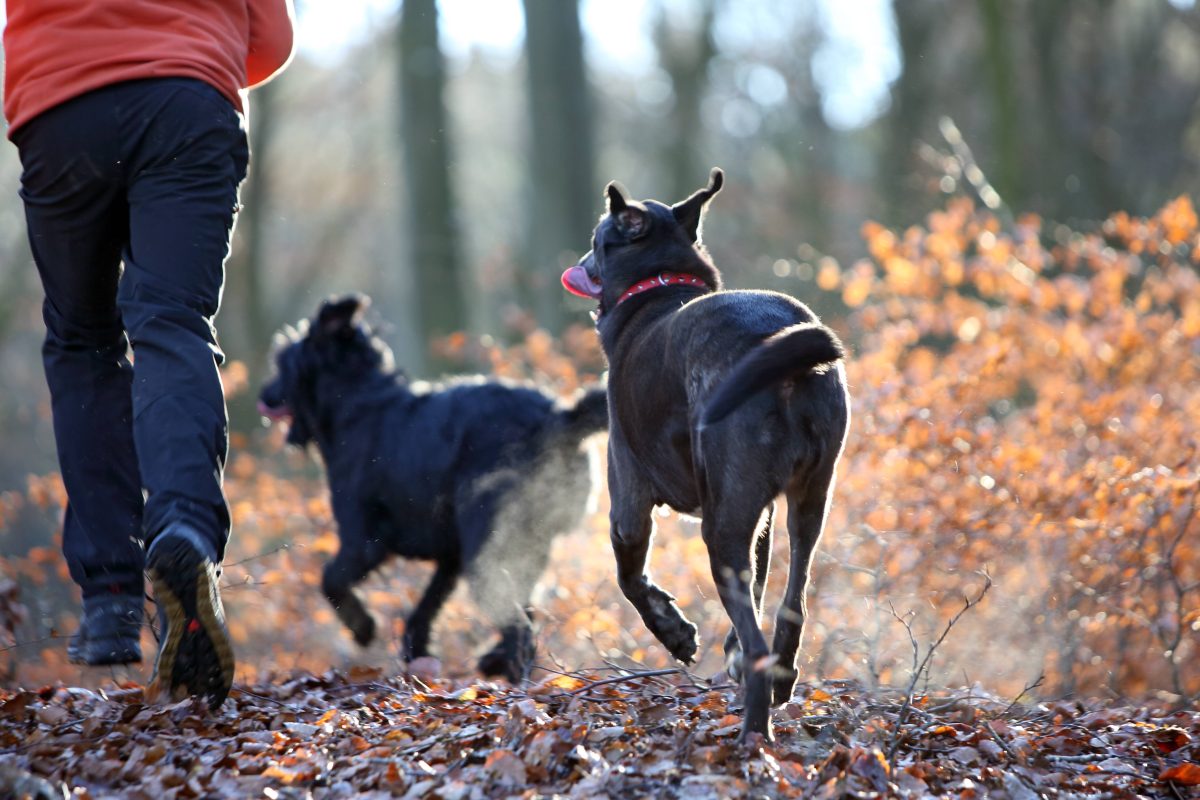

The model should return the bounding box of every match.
[3,0,295,709]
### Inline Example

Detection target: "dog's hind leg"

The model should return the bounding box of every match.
[322,538,389,647]
[476,608,535,684]
[703,499,775,741]
[771,464,836,706]
[403,558,461,662]
[723,502,774,682]
[470,555,541,683]
[459,488,543,683]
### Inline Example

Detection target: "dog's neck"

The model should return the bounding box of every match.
[613,272,710,309]
[595,269,718,360]
[598,266,717,323]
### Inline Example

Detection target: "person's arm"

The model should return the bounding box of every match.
[246,0,296,88]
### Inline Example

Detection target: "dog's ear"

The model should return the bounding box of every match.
[606,181,630,213]
[671,168,724,243]
[606,181,650,241]
[317,293,370,338]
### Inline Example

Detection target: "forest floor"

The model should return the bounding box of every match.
[0,666,1197,799]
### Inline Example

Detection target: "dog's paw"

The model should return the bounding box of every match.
[725,647,744,683]
[770,665,799,707]
[739,724,774,747]
[350,613,376,647]
[741,672,776,744]
[477,646,518,682]
[333,599,376,647]
[667,624,700,665]
[658,616,699,665]
[643,585,699,663]
[477,636,535,683]
[723,629,744,682]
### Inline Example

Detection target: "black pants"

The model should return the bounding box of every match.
[13,78,249,598]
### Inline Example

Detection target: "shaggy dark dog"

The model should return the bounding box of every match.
[258,295,607,681]
[561,169,850,740]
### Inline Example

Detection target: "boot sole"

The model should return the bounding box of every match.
[68,637,142,666]
[147,537,234,710]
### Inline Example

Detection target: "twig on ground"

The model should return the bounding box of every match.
[564,667,682,698]
[983,720,1018,761]
[997,673,1046,719]
[394,728,492,757]
[234,687,305,709]
[886,574,994,770]
[1045,753,1108,763]
[223,542,291,569]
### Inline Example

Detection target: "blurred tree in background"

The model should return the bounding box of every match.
[223,78,282,430]
[885,0,1200,223]
[653,0,719,201]
[521,0,594,333]
[400,0,466,371]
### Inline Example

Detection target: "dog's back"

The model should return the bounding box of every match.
[391,378,602,475]
[670,291,845,427]
[605,288,845,513]
[679,293,848,513]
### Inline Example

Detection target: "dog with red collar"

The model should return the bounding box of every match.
[562,169,850,742]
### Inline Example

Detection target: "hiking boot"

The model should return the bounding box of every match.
[146,524,234,711]
[67,592,143,665]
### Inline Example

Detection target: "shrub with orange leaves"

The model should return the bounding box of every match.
[825,194,1199,699]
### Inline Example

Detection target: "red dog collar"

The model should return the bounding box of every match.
[615,272,709,308]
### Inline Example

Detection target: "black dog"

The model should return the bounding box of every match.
[561,169,849,740]
[258,295,607,681]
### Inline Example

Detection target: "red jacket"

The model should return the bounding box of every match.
[3,0,294,136]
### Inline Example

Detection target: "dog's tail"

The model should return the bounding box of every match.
[554,384,609,440]
[700,323,844,427]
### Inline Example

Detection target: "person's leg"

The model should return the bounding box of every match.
[115,78,249,709]
[14,89,146,664]
[117,79,249,557]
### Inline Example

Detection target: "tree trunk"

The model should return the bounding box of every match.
[883,0,937,223]
[399,0,466,366]
[1028,0,1071,218]
[654,0,719,201]
[225,81,278,433]
[978,0,1022,208]
[521,0,596,333]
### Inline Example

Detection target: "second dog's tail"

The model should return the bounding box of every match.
[554,384,609,440]
[701,323,844,427]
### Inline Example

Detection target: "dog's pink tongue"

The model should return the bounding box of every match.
[561,265,603,299]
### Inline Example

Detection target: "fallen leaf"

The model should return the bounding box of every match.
[1160,762,1200,786]
[949,746,980,765]
[484,749,527,786]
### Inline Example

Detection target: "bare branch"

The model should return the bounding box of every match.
[887,574,994,768]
